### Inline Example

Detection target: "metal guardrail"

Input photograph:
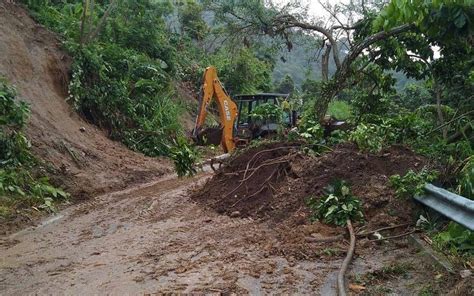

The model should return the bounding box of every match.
[414,184,474,231]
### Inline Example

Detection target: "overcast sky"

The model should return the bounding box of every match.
[272,0,350,19]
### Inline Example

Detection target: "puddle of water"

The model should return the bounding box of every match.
[9,214,65,239]
[39,214,64,227]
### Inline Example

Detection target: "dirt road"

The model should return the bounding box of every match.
[1,171,461,295]
[0,172,342,294]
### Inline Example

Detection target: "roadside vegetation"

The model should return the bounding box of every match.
[1,78,69,218]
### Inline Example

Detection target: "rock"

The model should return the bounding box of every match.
[460,269,472,278]
[230,211,240,218]
[79,127,86,132]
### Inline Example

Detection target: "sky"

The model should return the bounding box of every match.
[273,0,350,19]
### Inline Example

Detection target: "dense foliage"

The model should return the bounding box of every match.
[389,169,438,199]
[23,0,274,158]
[0,78,69,217]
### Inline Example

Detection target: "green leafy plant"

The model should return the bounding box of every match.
[292,118,324,148]
[328,100,353,120]
[0,78,69,217]
[349,122,393,153]
[169,138,198,177]
[327,130,350,145]
[389,168,438,198]
[306,180,364,226]
[250,103,283,124]
[457,157,474,199]
[297,118,323,140]
[434,222,474,258]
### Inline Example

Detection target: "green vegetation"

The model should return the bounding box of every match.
[306,181,364,226]
[22,0,273,161]
[434,222,474,258]
[250,103,283,125]
[458,157,474,199]
[390,169,438,198]
[349,123,393,153]
[327,100,352,120]
[0,78,69,217]
[169,138,198,177]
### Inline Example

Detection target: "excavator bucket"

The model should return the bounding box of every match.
[193,127,223,146]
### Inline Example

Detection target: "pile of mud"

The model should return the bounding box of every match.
[192,142,428,230]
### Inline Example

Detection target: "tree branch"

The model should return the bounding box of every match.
[87,0,117,42]
[339,24,414,75]
[285,20,342,69]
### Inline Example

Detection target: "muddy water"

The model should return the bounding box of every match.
[0,172,337,294]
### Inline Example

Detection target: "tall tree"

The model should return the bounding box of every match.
[207,0,472,121]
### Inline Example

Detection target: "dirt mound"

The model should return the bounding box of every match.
[192,142,430,259]
[0,4,171,206]
[193,143,427,229]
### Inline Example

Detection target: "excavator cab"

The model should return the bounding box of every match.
[233,93,297,143]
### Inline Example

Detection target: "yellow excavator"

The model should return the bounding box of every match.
[192,66,297,153]
[192,66,239,153]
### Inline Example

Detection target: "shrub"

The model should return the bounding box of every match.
[250,103,283,125]
[389,168,438,198]
[0,78,69,216]
[328,100,353,120]
[434,222,474,257]
[458,157,474,199]
[296,118,324,142]
[169,138,198,177]
[349,123,390,152]
[306,180,364,226]
[68,43,183,157]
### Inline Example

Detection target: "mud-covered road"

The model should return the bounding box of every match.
[0,171,463,295]
[0,172,342,294]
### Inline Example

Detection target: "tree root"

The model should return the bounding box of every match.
[367,229,418,242]
[305,234,344,243]
[357,223,412,237]
[242,145,299,179]
[337,219,355,296]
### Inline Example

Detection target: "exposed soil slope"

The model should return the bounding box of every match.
[0,2,171,200]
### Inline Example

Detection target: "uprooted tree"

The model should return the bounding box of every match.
[207,0,473,122]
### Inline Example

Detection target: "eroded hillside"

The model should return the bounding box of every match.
[0,2,171,203]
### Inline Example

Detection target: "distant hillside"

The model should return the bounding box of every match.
[272,33,346,87]
[272,34,416,91]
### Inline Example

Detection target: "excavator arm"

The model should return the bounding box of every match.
[193,66,238,153]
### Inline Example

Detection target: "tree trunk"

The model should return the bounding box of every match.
[87,0,117,42]
[315,66,351,121]
[321,44,331,82]
[79,0,90,46]
[434,80,447,140]
[315,77,346,121]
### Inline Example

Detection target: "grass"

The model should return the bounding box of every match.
[328,100,353,120]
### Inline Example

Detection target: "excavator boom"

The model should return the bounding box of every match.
[193,66,238,153]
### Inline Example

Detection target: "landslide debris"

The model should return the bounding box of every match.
[192,142,428,230]
[192,142,431,260]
